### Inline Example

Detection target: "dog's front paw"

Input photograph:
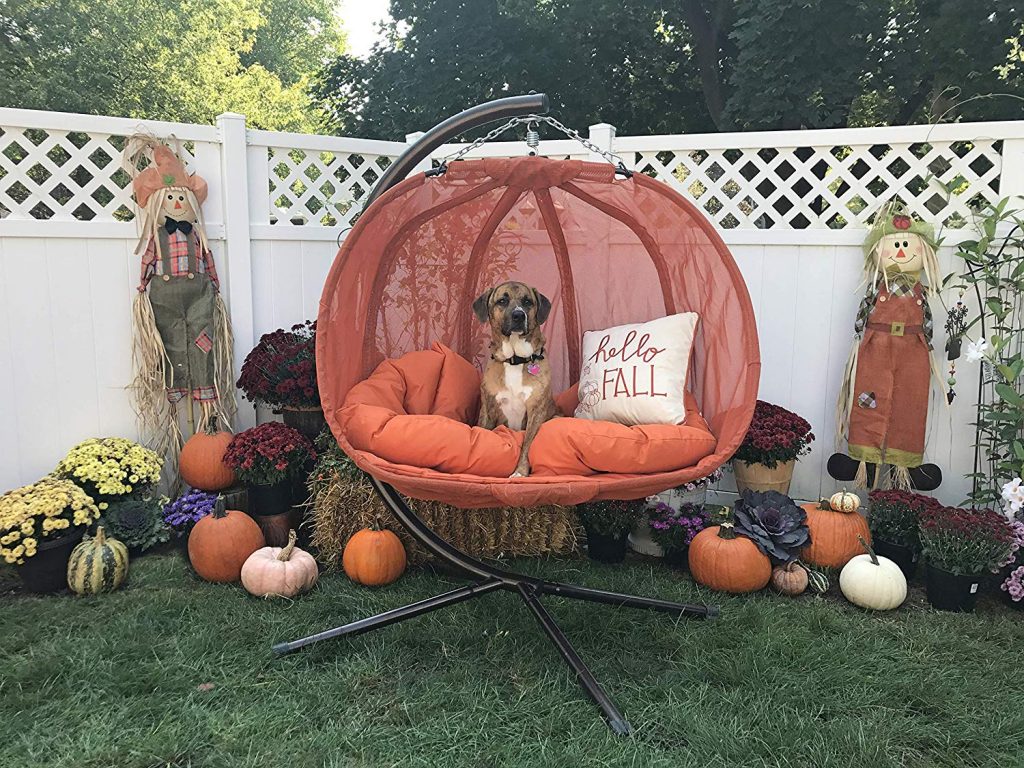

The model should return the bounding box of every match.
[510,468,530,478]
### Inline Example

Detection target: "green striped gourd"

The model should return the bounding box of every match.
[67,526,129,595]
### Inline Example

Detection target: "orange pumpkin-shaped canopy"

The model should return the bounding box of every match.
[317,156,760,508]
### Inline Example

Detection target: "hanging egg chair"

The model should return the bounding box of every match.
[276,94,760,736]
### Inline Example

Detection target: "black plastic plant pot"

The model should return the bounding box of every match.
[664,546,689,571]
[873,538,918,579]
[585,529,629,564]
[17,528,84,593]
[246,479,293,517]
[924,563,982,613]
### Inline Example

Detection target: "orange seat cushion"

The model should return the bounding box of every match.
[338,344,717,478]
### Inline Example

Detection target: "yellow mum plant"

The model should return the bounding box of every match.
[55,438,163,507]
[0,478,100,564]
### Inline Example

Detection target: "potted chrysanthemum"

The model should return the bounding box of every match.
[163,488,219,552]
[0,478,101,592]
[54,437,162,511]
[867,489,942,578]
[920,505,1018,612]
[732,401,814,495]
[578,499,645,564]
[223,422,316,518]
[237,321,323,439]
[645,501,711,569]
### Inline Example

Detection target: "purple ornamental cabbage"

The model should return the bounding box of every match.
[732,490,810,564]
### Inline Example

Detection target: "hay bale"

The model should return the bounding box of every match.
[308,445,581,568]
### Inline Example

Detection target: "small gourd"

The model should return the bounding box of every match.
[770,561,808,596]
[67,526,129,595]
[829,489,861,513]
[343,527,407,586]
[839,536,907,611]
[241,530,319,598]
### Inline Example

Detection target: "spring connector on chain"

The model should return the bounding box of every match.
[525,122,540,155]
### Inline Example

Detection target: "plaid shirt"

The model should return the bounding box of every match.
[853,278,933,348]
[138,230,219,291]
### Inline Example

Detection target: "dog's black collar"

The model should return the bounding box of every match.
[493,352,544,366]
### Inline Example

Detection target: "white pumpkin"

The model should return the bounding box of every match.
[839,538,907,610]
[240,530,318,598]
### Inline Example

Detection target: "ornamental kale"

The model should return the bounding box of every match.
[733,400,814,468]
[102,497,170,552]
[647,502,710,553]
[163,488,218,533]
[733,490,810,564]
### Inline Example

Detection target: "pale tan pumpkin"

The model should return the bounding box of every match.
[770,561,808,596]
[828,490,861,514]
[241,530,318,598]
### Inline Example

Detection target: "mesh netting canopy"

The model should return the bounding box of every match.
[317,156,760,508]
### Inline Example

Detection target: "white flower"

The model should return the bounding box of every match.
[964,338,990,363]
[1002,478,1024,522]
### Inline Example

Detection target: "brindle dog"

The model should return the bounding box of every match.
[473,281,556,478]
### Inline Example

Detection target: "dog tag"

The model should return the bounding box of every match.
[527,363,540,376]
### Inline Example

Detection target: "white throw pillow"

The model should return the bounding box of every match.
[574,312,699,426]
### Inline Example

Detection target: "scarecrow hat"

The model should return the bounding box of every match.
[130,143,208,208]
[863,200,937,258]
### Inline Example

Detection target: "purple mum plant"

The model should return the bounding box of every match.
[163,488,218,534]
[647,502,710,553]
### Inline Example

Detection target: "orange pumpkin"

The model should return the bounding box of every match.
[343,528,407,586]
[188,498,265,582]
[801,500,871,569]
[688,523,771,594]
[180,428,235,491]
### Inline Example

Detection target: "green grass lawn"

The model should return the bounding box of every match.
[2,552,1023,768]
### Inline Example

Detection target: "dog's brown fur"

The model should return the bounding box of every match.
[473,281,556,477]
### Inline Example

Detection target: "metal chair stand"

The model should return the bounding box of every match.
[273,476,718,736]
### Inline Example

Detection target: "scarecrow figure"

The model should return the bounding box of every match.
[124,136,235,461]
[828,202,944,491]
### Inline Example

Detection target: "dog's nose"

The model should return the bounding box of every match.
[510,307,526,322]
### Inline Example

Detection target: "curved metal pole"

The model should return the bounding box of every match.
[364,93,549,207]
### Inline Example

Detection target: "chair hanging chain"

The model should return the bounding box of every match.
[439,114,629,174]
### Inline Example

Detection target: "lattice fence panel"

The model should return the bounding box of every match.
[0,126,199,222]
[630,139,1003,229]
[266,147,399,227]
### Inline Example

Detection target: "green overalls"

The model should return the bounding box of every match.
[147,229,217,402]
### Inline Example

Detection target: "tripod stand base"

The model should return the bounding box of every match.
[274,477,718,735]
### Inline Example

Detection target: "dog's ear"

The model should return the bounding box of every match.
[534,289,552,324]
[472,288,493,323]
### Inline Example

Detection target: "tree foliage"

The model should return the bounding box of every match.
[316,0,1024,139]
[0,0,344,130]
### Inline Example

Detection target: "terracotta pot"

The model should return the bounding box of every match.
[281,406,327,441]
[17,528,85,594]
[732,459,795,495]
[254,507,303,547]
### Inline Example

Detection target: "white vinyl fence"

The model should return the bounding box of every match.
[2,106,1022,505]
